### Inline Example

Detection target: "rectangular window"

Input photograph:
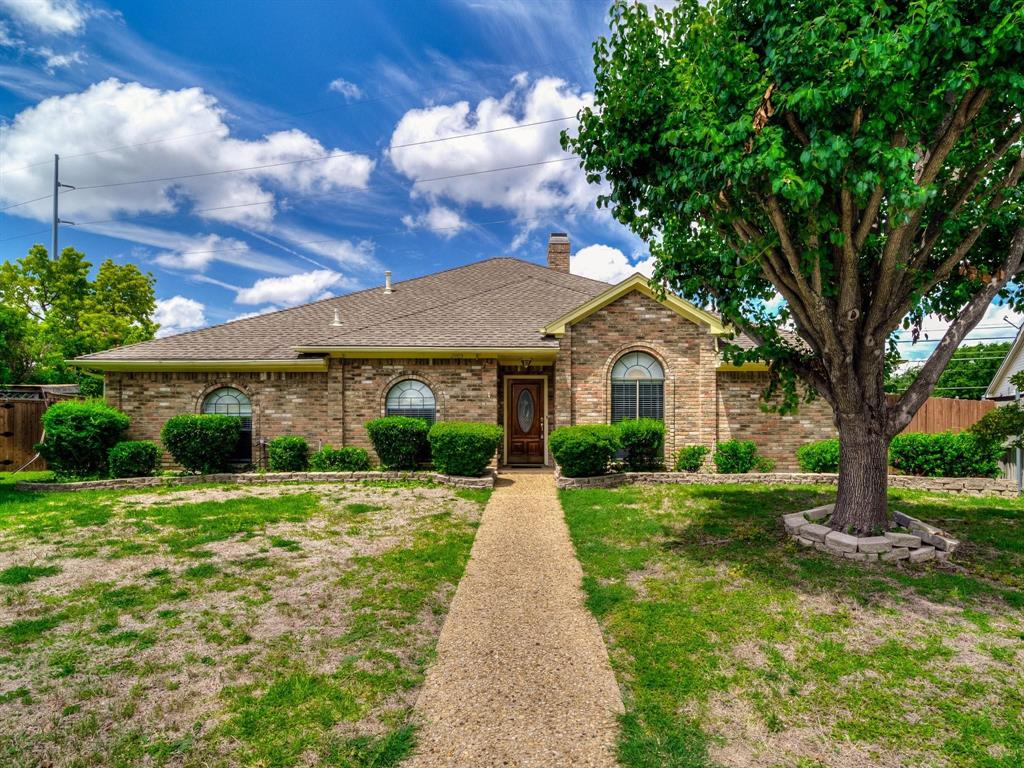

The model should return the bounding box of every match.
[637,382,664,420]
[611,382,636,423]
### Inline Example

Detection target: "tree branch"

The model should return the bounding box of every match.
[889,227,1024,437]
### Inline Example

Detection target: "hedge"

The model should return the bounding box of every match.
[428,421,503,477]
[889,431,1002,478]
[161,414,241,474]
[309,445,372,472]
[617,418,665,471]
[796,438,840,472]
[365,416,430,470]
[37,400,130,478]
[549,425,620,478]
[108,441,159,479]
[267,436,309,472]
[674,444,709,472]
[713,439,759,474]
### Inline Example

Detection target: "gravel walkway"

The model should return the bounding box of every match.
[407,470,623,767]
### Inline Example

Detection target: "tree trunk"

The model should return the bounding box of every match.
[829,416,891,535]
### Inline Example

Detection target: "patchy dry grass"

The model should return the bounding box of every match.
[0,473,486,767]
[562,483,1024,768]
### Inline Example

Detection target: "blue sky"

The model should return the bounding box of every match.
[0,0,1018,362]
[0,0,653,336]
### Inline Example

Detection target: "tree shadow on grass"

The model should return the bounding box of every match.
[657,484,1024,612]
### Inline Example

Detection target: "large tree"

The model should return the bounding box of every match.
[0,244,157,389]
[566,0,1024,533]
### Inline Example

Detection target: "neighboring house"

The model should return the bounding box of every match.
[71,234,836,470]
[985,327,1024,402]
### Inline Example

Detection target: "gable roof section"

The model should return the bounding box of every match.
[985,328,1024,399]
[540,273,729,337]
[71,258,614,368]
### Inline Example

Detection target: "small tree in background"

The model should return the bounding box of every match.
[0,245,157,388]
[566,0,1024,533]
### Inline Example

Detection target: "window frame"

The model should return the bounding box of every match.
[200,386,253,462]
[610,351,665,423]
[384,379,437,424]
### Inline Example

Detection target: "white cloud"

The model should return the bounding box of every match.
[0,19,17,45]
[401,205,468,238]
[387,74,597,223]
[36,45,82,70]
[227,307,277,323]
[328,77,362,100]
[0,0,89,35]
[154,295,206,337]
[235,269,355,306]
[0,79,374,229]
[265,223,379,271]
[570,243,655,283]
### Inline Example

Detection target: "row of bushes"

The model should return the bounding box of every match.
[37,401,503,479]
[795,432,1003,478]
[548,417,778,478]
[262,419,504,477]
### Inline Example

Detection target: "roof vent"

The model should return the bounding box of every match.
[384,270,393,294]
[331,308,342,327]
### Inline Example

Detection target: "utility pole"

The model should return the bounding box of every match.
[51,154,75,259]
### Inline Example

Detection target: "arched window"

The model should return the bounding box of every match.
[201,387,252,461]
[611,351,665,422]
[385,379,436,424]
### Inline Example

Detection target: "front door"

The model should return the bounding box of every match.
[508,379,544,464]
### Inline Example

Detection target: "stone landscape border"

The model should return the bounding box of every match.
[14,469,496,492]
[783,504,959,563]
[554,468,1019,497]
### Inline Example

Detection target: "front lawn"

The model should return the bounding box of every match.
[0,474,487,767]
[562,483,1024,768]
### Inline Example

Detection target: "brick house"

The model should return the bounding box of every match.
[71,234,836,470]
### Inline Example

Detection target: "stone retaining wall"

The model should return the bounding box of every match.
[15,469,496,493]
[783,504,959,564]
[554,468,1018,497]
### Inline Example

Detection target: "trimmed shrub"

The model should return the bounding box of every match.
[549,425,620,478]
[889,431,1002,478]
[161,414,241,475]
[753,455,776,472]
[267,436,309,472]
[713,439,759,474]
[616,418,665,471]
[309,445,372,472]
[428,421,503,477]
[108,440,159,478]
[365,416,430,470]
[796,438,840,473]
[37,399,129,478]
[674,444,709,472]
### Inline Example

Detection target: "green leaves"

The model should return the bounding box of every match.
[0,244,157,386]
[566,0,1024,419]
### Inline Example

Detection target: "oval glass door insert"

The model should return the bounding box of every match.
[516,389,535,433]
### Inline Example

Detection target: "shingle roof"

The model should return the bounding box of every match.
[77,258,616,362]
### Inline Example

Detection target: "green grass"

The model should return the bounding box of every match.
[562,483,1024,768]
[0,564,60,585]
[0,476,487,767]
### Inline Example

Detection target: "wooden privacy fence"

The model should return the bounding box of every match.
[0,385,81,471]
[887,395,995,434]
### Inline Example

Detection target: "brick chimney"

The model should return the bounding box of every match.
[546,232,570,272]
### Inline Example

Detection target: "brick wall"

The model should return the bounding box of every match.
[557,290,718,458]
[716,370,837,471]
[105,356,499,467]
[105,369,330,467]
[340,358,498,458]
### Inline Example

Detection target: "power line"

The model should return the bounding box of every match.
[412,156,577,184]
[0,154,580,244]
[389,116,575,149]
